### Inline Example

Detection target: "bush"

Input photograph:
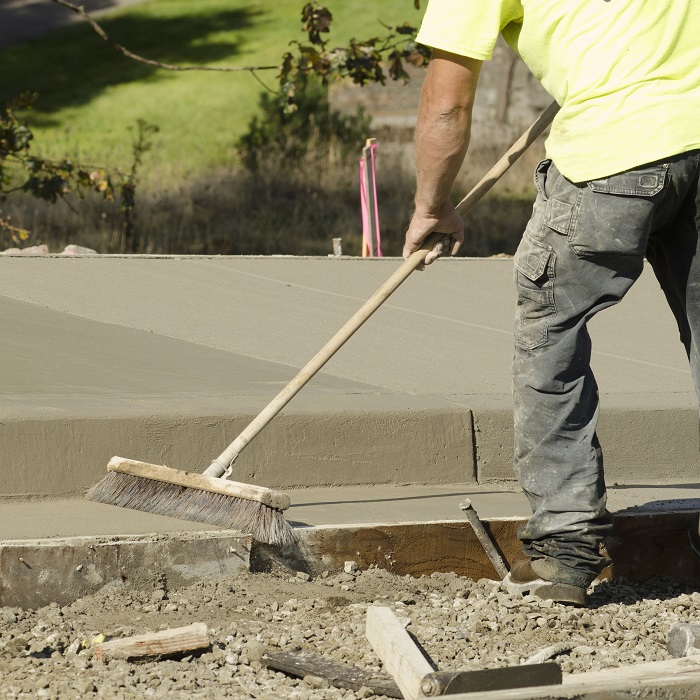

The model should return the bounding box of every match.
[236,78,371,171]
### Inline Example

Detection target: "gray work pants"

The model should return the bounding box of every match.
[513,151,700,588]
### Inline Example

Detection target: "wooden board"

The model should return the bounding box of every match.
[94,622,209,662]
[562,656,700,685]
[604,512,700,581]
[427,664,561,694]
[0,532,251,610]
[285,520,523,581]
[443,657,700,700]
[276,510,700,583]
[263,649,402,698]
[366,606,435,700]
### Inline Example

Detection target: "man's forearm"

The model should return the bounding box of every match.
[402,51,482,263]
[414,52,482,214]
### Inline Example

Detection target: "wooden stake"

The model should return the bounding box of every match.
[263,649,402,698]
[361,138,379,257]
[366,606,434,699]
[94,622,209,662]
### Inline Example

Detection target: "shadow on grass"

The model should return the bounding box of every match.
[0,5,264,120]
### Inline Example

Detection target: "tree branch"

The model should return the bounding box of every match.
[48,0,425,101]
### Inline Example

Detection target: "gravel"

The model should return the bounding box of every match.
[1,566,699,699]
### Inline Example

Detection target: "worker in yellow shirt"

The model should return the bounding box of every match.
[403,0,700,606]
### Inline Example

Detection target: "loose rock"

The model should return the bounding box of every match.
[0,570,698,698]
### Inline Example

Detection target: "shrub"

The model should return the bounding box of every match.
[236,78,371,171]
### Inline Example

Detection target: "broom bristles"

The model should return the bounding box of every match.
[86,471,296,547]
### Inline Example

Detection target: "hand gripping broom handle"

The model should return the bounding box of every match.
[203,101,559,478]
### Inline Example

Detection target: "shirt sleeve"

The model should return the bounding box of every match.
[416,0,523,60]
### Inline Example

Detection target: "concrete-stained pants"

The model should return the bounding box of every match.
[513,152,700,587]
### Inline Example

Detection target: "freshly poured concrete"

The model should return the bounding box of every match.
[3,484,700,541]
[0,256,690,399]
[0,255,696,503]
[1,255,699,547]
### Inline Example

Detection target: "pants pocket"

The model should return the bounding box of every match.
[569,165,668,256]
[514,233,556,351]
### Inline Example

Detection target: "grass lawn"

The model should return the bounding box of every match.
[1,0,425,187]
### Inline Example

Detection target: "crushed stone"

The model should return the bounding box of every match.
[1,567,699,699]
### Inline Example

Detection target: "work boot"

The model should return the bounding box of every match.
[503,559,587,607]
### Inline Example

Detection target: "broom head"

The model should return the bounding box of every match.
[86,457,295,547]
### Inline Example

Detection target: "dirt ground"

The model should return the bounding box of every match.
[2,563,700,699]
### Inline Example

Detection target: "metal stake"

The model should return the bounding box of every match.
[459,498,510,579]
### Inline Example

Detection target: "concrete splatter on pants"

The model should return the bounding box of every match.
[513,152,700,588]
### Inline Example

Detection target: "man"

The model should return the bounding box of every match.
[403,1,700,606]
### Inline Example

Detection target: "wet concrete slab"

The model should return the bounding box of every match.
[0,256,700,531]
[0,255,697,504]
[0,255,690,399]
[4,484,700,541]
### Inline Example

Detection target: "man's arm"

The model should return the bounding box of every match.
[403,50,482,264]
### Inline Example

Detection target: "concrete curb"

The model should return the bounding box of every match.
[0,405,475,498]
[468,400,700,484]
[4,397,699,499]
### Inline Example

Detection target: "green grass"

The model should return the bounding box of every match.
[1,0,424,185]
[0,1,541,257]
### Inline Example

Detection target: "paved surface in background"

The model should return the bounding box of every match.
[0,255,690,399]
[0,0,148,50]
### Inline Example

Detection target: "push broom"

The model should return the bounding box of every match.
[86,101,559,547]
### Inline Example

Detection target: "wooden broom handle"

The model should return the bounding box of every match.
[204,101,559,478]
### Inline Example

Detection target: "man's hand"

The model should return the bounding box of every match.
[403,201,464,266]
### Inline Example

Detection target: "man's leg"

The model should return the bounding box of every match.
[645,152,700,395]
[511,158,676,593]
[643,152,700,557]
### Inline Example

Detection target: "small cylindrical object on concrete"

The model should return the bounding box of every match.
[668,623,700,658]
[332,237,343,256]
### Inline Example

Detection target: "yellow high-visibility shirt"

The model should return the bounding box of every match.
[416,0,700,182]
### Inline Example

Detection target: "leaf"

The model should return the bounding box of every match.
[388,51,410,83]
[405,45,430,67]
[278,51,296,83]
[301,2,333,45]
[395,23,417,36]
[0,213,30,245]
